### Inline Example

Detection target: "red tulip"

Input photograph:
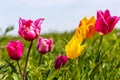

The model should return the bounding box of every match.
[18,18,44,41]
[37,37,53,54]
[95,9,120,35]
[54,55,68,70]
[6,40,24,60]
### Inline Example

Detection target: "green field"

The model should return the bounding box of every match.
[0,29,120,80]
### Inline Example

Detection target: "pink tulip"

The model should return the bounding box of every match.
[95,9,120,35]
[6,40,24,60]
[54,55,68,70]
[37,37,53,54]
[18,18,44,41]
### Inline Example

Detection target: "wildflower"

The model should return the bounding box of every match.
[6,40,24,60]
[18,17,44,41]
[65,37,86,59]
[37,37,53,54]
[54,55,68,70]
[95,9,120,35]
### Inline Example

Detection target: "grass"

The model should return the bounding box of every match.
[0,29,120,80]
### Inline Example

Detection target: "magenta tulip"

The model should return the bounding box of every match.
[54,55,68,70]
[37,37,53,54]
[95,9,120,35]
[6,40,24,60]
[18,18,44,41]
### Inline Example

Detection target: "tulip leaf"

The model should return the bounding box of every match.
[5,60,17,73]
[0,64,9,74]
[13,73,21,80]
[4,25,14,35]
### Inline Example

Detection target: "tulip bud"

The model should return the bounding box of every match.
[6,40,24,60]
[37,37,53,54]
[54,55,68,70]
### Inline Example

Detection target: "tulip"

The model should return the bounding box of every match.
[54,55,68,70]
[74,21,87,43]
[73,16,96,43]
[65,37,86,59]
[65,17,95,59]
[82,16,96,38]
[6,40,24,60]
[95,9,120,35]
[37,37,53,54]
[18,17,44,41]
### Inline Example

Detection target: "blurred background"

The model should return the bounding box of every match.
[0,0,120,36]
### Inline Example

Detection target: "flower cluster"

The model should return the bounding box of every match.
[6,18,54,79]
[6,9,120,79]
[65,9,120,60]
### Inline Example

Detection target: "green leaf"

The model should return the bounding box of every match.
[12,73,21,80]
[0,64,9,74]
[4,25,14,35]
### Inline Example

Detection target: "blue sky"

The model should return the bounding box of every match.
[0,0,120,35]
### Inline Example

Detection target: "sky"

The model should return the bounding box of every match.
[0,0,120,36]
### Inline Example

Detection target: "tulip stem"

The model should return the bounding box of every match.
[89,35,103,78]
[98,35,103,51]
[39,53,43,65]
[23,41,33,80]
[95,35,103,63]
[17,60,23,79]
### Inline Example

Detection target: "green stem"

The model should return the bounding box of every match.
[39,53,43,65]
[98,35,103,52]
[89,60,103,79]
[95,35,103,63]
[17,60,23,79]
[23,41,33,80]
[90,35,103,78]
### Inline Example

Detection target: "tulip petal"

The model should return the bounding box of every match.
[34,18,44,28]
[104,9,111,20]
[19,17,26,28]
[65,37,86,59]
[107,16,120,33]
[95,18,109,34]
[97,10,104,18]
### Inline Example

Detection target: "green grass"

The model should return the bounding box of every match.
[0,29,120,80]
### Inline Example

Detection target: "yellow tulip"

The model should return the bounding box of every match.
[74,19,87,42]
[74,16,96,40]
[83,16,96,38]
[65,37,86,59]
[65,16,95,59]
